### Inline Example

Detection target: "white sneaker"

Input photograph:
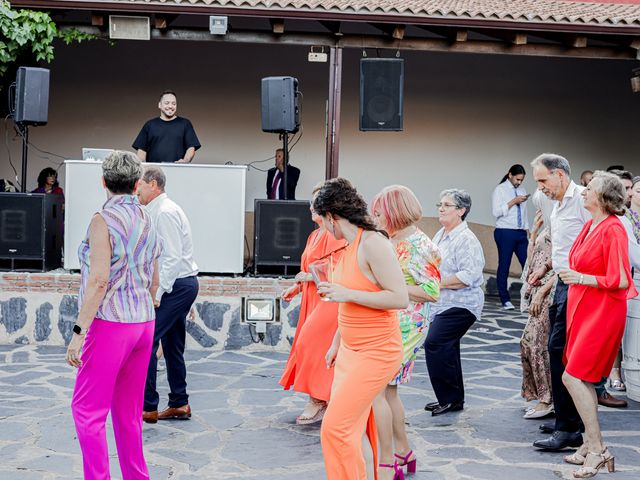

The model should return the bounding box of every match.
[502,301,515,310]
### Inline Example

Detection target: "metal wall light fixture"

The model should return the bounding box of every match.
[241,297,280,334]
[631,68,640,93]
[209,16,228,35]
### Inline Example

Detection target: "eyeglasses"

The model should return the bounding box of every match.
[436,203,458,209]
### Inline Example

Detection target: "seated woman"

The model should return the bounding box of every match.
[32,167,64,197]
[559,171,637,478]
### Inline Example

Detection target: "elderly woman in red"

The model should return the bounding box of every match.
[559,171,637,478]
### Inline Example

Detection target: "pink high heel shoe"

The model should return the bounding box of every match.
[394,450,417,475]
[379,461,405,480]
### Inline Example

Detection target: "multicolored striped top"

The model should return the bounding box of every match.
[78,195,160,324]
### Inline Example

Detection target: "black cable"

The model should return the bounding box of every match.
[3,116,21,189]
[11,122,67,170]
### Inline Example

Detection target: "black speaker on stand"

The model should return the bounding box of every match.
[360,58,404,131]
[12,66,50,192]
[253,200,315,276]
[0,193,63,271]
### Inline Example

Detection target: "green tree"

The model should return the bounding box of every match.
[0,1,95,80]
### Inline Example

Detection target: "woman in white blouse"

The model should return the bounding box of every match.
[424,189,485,416]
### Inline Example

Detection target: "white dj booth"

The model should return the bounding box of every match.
[64,161,247,273]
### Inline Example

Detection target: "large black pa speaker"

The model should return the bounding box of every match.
[14,67,50,126]
[254,200,315,273]
[261,76,300,133]
[360,58,404,131]
[0,193,63,271]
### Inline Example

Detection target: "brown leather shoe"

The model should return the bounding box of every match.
[142,410,158,424]
[158,404,192,420]
[598,391,627,408]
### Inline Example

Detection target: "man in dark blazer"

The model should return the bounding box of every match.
[266,148,300,200]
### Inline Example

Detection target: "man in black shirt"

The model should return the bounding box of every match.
[133,90,201,163]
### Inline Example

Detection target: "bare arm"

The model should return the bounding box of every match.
[137,149,147,162]
[150,259,160,307]
[440,275,468,290]
[408,285,438,303]
[318,232,409,310]
[177,147,196,163]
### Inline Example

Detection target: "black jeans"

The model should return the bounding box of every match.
[425,307,476,405]
[547,279,582,433]
[144,276,199,411]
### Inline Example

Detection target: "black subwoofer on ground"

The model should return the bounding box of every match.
[14,67,50,126]
[254,200,315,274]
[0,193,63,271]
[359,58,404,131]
[261,76,300,133]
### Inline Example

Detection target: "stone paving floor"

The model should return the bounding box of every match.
[1,297,639,479]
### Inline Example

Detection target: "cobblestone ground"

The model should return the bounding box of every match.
[1,298,639,479]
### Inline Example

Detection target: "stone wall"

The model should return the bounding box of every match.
[0,272,300,351]
[0,271,520,349]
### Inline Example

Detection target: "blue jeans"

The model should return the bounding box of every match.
[494,228,528,304]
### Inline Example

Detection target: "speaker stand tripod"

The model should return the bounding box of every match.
[18,123,29,193]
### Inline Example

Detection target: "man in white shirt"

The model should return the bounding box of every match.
[530,153,589,451]
[137,166,199,424]
[491,164,529,310]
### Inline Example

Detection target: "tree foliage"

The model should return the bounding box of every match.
[0,1,96,79]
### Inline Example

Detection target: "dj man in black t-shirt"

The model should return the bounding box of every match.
[133,90,201,163]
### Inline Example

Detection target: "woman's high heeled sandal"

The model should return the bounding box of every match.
[394,450,417,474]
[379,461,405,480]
[609,368,626,391]
[564,444,588,465]
[572,449,615,478]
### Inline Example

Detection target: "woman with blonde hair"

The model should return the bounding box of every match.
[369,185,440,475]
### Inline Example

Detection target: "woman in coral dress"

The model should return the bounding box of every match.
[313,178,408,480]
[559,171,637,478]
[279,198,346,424]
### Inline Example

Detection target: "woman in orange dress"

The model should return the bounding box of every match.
[279,196,347,424]
[559,171,637,478]
[313,178,408,480]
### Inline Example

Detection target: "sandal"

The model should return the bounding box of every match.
[564,443,588,465]
[609,368,626,392]
[296,402,327,425]
[523,403,554,419]
[572,448,614,478]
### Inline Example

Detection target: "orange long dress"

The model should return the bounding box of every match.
[321,228,403,480]
[279,228,347,401]
[565,215,638,382]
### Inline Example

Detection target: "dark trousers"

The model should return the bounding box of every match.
[425,307,476,405]
[494,228,528,304]
[144,276,199,411]
[547,280,582,433]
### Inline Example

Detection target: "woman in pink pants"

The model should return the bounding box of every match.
[66,151,161,479]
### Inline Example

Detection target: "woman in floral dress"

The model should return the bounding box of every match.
[370,185,441,475]
[520,207,555,419]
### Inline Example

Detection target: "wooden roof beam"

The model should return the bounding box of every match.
[371,23,406,40]
[91,13,104,27]
[419,25,467,42]
[270,18,285,34]
[154,14,177,30]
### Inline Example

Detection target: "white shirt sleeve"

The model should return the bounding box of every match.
[155,210,184,301]
[491,184,510,219]
[620,215,640,270]
[454,234,486,287]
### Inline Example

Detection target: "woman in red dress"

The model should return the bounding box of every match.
[559,171,637,478]
[280,191,347,424]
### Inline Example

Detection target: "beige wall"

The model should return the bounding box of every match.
[3,40,640,274]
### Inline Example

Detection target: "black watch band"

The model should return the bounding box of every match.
[73,324,86,335]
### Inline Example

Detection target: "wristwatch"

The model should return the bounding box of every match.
[72,324,86,335]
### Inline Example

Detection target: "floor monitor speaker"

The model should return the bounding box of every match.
[360,58,404,131]
[254,200,315,274]
[0,193,63,271]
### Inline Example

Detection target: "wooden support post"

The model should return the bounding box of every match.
[325,46,342,179]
